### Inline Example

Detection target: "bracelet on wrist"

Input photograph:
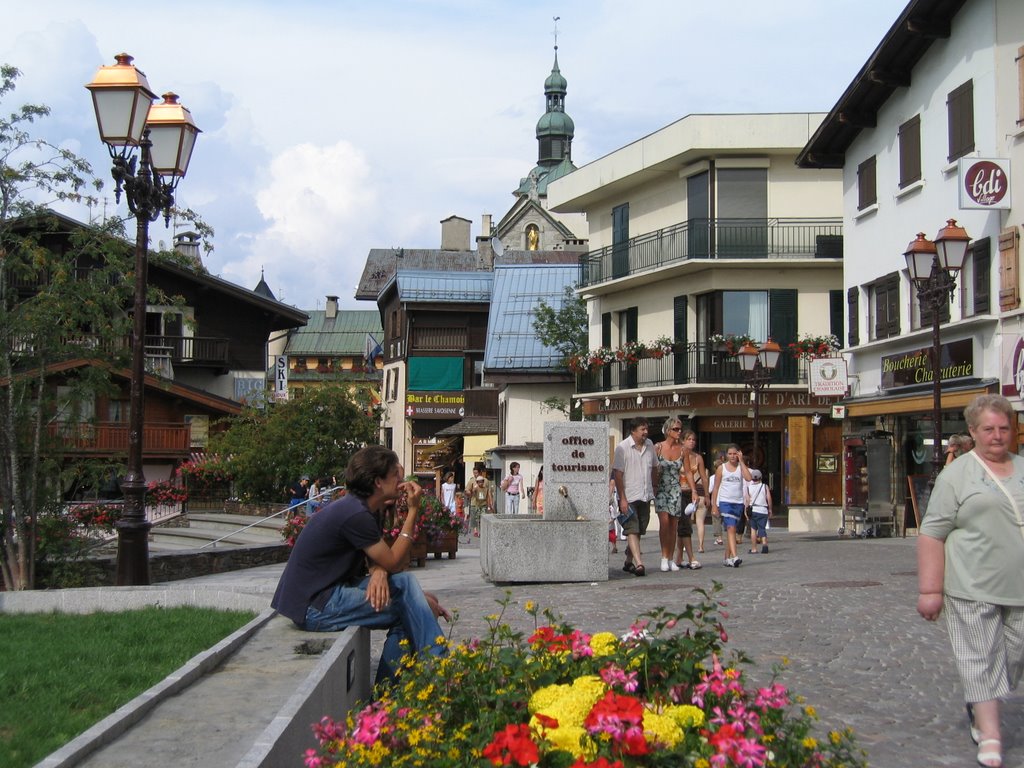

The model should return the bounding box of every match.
[398,531,414,541]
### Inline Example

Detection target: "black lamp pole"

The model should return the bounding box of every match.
[87,54,199,585]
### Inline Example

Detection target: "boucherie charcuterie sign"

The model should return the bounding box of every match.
[959,157,1011,210]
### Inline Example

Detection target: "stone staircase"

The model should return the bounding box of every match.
[150,512,287,552]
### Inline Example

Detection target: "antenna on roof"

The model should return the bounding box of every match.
[492,236,505,257]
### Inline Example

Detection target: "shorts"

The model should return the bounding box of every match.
[750,512,769,538]
[719,501,744,529]
[677,511,693,537]
[620,500,651,536]
[944,595,1024,702]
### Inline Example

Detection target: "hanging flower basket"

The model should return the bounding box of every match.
[788,334,840,361]
[708,333,754,355]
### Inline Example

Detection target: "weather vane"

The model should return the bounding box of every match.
[553,16,560,49]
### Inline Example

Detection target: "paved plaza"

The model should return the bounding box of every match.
[179,528,1022,768]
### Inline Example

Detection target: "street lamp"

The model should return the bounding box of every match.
[86,54,200,585]
[904,220,970,481]
[736,338,781,470]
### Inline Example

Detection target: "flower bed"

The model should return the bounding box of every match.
[305,586,865,767]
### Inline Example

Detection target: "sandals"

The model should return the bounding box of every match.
[714,538,723,545]
[977,738,1001,767]
[967,703,980,745]
[622,561,636,574]
[688,560,702,570]
[749,549,758,554]
[633,564,646,577]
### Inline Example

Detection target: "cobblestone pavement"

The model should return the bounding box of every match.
[180,531,1024,767]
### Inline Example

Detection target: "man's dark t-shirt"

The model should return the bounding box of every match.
[288,481,308,500]
[271,493,381,625]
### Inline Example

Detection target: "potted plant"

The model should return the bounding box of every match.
[617,340,647,365]
[788,334,840,360]
[708,333,754,355]
[305,588,867,767]
[648,335,675,359]
[419,494,461,559]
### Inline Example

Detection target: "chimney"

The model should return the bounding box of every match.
[475,213,494,266]
[325,295,338,319]
[173,231,201,262]
[440,215,472,251]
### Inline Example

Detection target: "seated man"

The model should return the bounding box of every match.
[271,445,449,685]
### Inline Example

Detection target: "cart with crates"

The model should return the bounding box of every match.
[841,433,897,538]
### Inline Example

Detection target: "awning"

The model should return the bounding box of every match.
[843,379,997,418]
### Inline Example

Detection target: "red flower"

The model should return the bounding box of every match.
[528,625,571,653]
[482,723,539,766]
[584,691,648,755]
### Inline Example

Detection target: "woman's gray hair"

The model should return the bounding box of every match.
[662,416,682,435]
[963,394,1015,430]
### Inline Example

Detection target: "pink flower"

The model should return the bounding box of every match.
[599,663,639,692]
[351,702,389,745]
[571,630,594,657]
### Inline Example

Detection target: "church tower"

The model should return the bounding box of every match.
[516,45,578,200]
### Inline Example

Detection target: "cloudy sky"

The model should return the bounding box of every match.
[2,1,903,311]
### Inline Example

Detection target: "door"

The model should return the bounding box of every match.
[812,423,842,505]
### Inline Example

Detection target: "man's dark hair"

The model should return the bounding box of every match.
[346,445,400,497]
[628,417,649,432]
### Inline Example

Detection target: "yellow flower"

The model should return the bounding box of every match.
[416,684,434,702]
[531,719,594,759]
[643,708,683,747]
[695,759,711,768]
[803,737,818,749]
[525,600,536,613]
[530,683,571,714]
[804,705,818,719]
[589,631,618,656]
[665,704,705,729]
[830,730,842,744]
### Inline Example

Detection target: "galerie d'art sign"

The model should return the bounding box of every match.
[880,338,973,390]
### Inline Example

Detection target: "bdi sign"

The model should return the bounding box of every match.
[959,158,1011,210]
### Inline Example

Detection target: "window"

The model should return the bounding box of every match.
[612,203,629,279]
[698,290,798,380]
[618,307,638,389]
[717,168,768,257]
[846,286,860,347]
[947,80,974,162]
[870,273,900,340]
[961,238,991,317]
[1017,45,1024,126]
[108,399,129,422]
[898,115,921,187]
[857,156,877,210]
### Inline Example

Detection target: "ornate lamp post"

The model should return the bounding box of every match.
[86,54,200,585]
[736,338,781,470]
[903,219,971,482]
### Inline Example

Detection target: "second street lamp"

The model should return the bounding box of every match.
[903,219,970,483]
[85,53,201,586]
[736,338,781,472]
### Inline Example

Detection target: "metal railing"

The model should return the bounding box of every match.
[580,217,843,288]
[199,485,342,549]
[575,342,804,393]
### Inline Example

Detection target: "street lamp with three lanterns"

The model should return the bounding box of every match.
[85,53,201,585]
[903,219,971,482]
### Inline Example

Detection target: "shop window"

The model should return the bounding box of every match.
[857,155,876,210]
[870,273,900,340]
[898,115,921,188]
[947,79,974,162]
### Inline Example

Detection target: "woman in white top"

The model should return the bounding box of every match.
[440,472,457,514]
[710,443,752,567]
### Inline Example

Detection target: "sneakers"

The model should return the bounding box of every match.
[689,560,702,570]
[669,560,681,572]
[723,557,743,567]
[762,544,769,554]
[660,558,670,572]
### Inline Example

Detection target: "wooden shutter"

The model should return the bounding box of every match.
[769,289,798,383]
[898,115,921,187]
[999,227,1021,311]
[857,156,876,210]
[947,80,975,162]
[847,286,860,347]
[829,290,844,347]
[971,238,990,315]
[673,295,688,384]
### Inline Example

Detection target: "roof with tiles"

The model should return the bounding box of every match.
[484,264,578,371]
[355,249,489,301]
[284,309,382,356]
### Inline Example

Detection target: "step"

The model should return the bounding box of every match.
[150,528,278,550]
[186,513,287,534]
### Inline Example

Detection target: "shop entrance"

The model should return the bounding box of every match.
[704,431,783,511]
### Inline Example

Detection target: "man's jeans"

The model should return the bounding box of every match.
[303,572,444,685]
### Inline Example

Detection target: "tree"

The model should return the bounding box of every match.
[208,386,380,502]
[0,65,138,590]
[531,283,588,364]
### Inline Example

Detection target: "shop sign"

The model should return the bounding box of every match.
[1002,335,1024,400]
[275,355,288,401]
[959,157,1011,210]
[405,391,465,419]
[808,357,848,396]
[696,416,781,431]
[880,339,973,390]
[592,390,838,413]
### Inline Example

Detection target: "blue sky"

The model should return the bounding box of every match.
[2,1,903,311]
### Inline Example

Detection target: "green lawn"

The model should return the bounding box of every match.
[0,606,256,768]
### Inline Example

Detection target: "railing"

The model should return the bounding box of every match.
[575,342,804,393]
[48,422,190,454]
[199,486,341,549]
[145,335,229,367]
[580,217,843,288]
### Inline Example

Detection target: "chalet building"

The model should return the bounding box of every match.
[547,113,846,527]
[274,297,383,402]
[797,0,1024,526]
[14,212,307,489]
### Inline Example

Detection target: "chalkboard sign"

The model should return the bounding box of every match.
[907,475,932,529]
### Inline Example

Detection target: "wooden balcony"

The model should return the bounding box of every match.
[48,422,190,456]
[145,335,230,368]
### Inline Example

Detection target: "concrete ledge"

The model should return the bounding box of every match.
[35,609,275,768]
[237,626,372,768]
[787,507,843,533]
[481,515,608,582]
[0,584,270,615]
